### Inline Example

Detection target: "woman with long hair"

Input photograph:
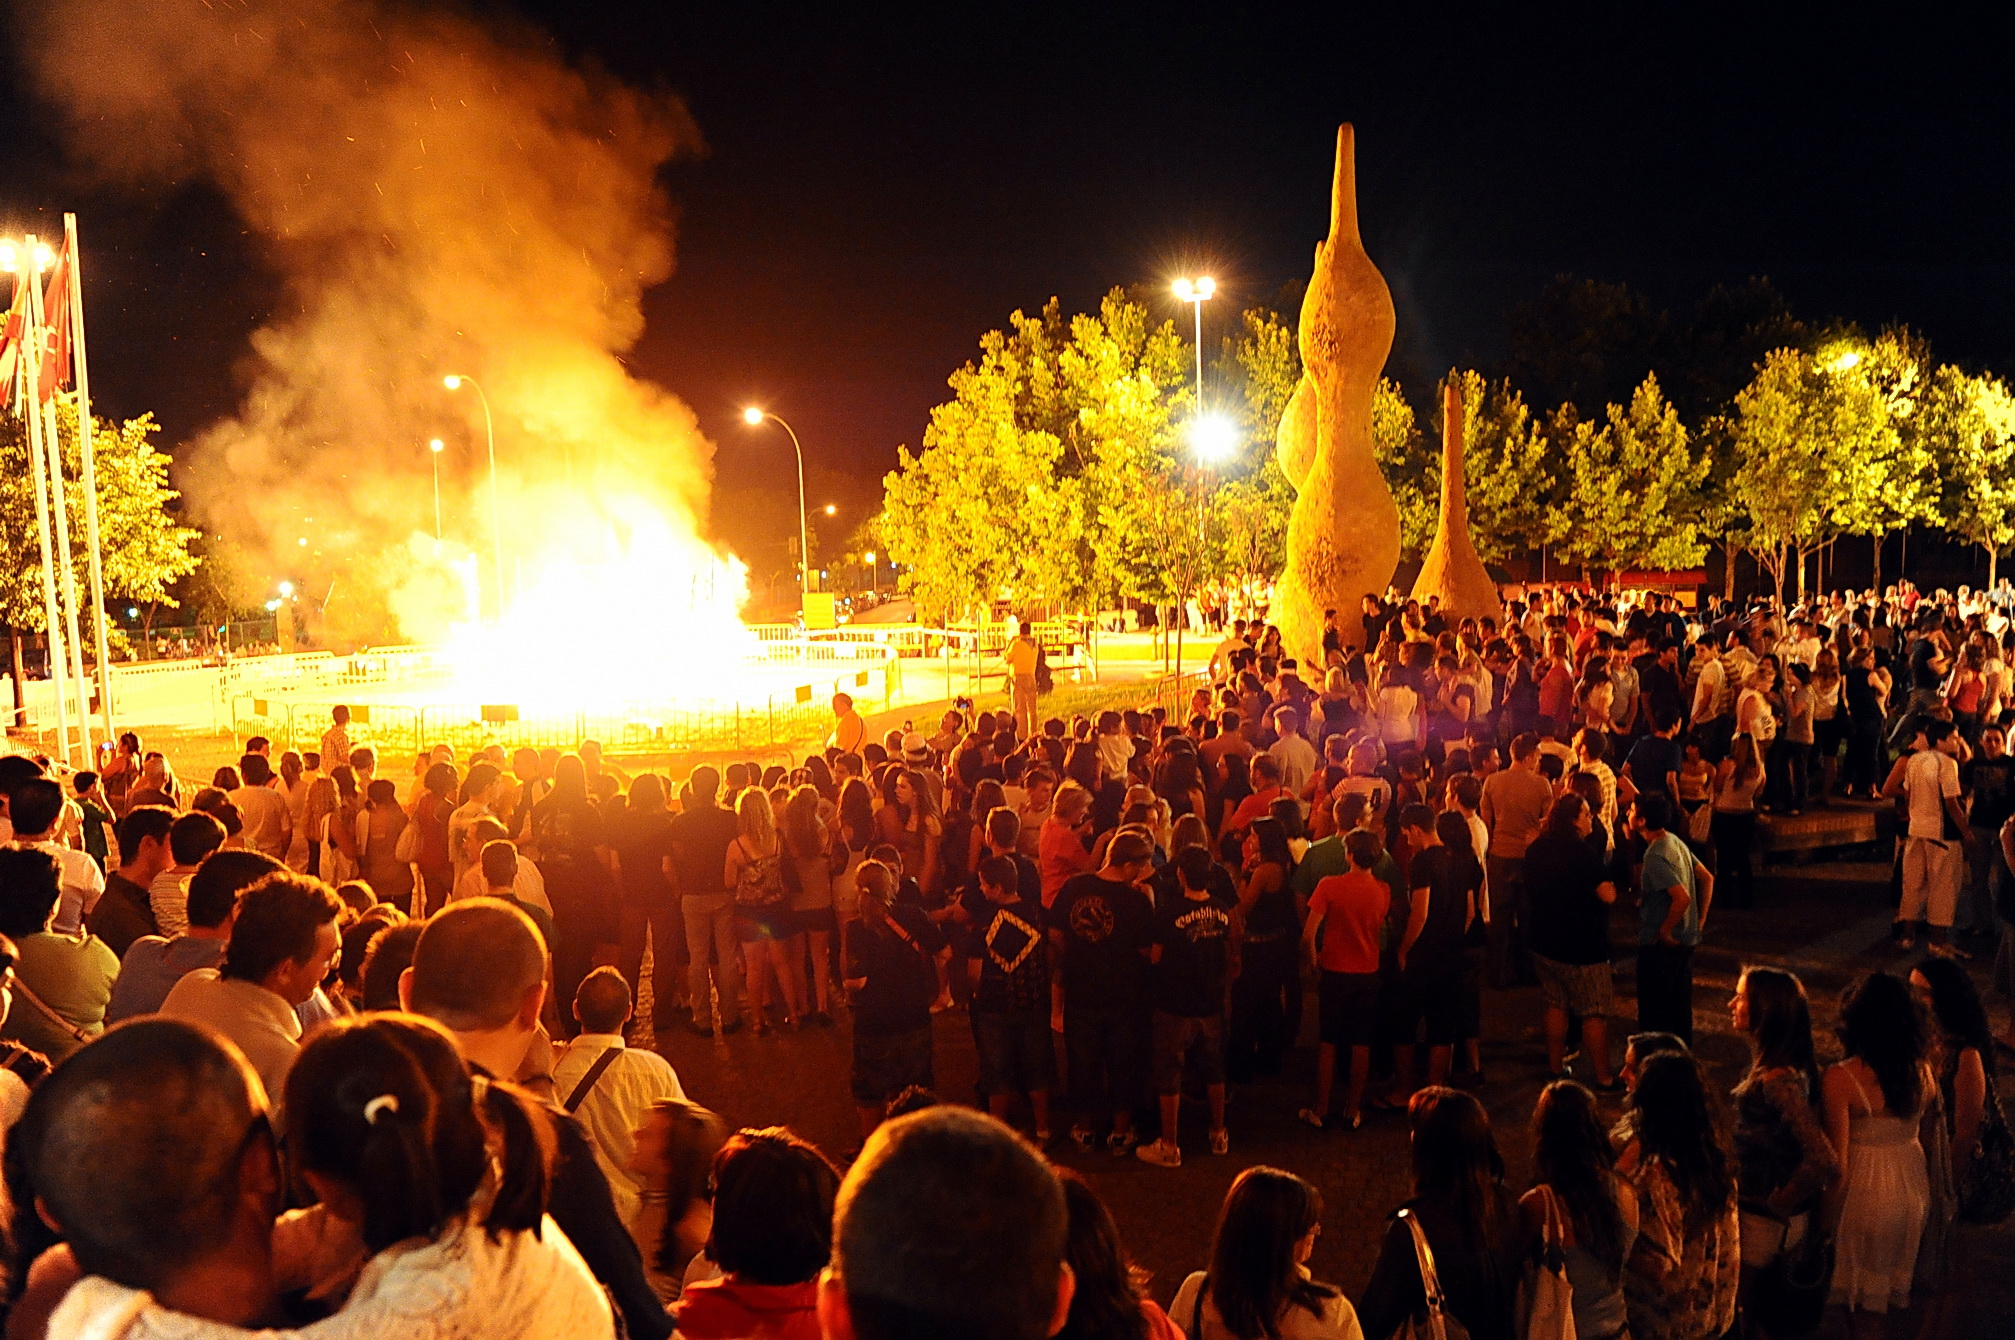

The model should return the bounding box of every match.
[725,786,806,1032]
[1728,967,1839,1307]
[1229,817,1298,1084]
[1171,1166,1357,1340]
[357,778,416,913]
[278,1013,612,1335]
[1712,734,1766,908]
[1620,1052,1740,1340]
[628,1098,726,1302]
[782,784,837,1024]
[874,768,942,900]
[1823,972,1932,1323]
[1913,957,2003,1223]
[1811,646,1846,802]
[673,1127,838,1340]
[1357,1088,1518,1339]
[100,730,142,814]
[1055,1171,1183,1340]
[1154,748,1207,825]
[1524,1081,1638,1340]
[1841,646,1889,799]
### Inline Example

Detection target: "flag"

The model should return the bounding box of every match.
[0,267,28,409]
[38,240,72,403]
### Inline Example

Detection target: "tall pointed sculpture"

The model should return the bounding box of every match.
[1411,381,1504,623]
[1275,124,1399,661]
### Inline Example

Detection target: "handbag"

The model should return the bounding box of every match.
[1748,1219,1833,1337]
[393,814,420,865]
[1516,1187,1576,1340]
[1958,1070,2015,1224]
[1686,798,1713,845]
[1394,1208,1472,1340]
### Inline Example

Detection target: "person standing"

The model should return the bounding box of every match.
[829,692,868,755]
[317,704,356,771]
[1525,795,1620,1087]
[669,765,746,1037]
[529,754,618,1036]
[1632,793,1713,1046]
[1887,719,1967,954]
[1961,723,2015,941]
[844,859,943,1142]
[1479,732,1550,987]
[231,753,293,861]
[1135,845,1239,1168]
[1299,829,1389,1132]
[1005,623,1042,740]
[1049,830,1157,1157]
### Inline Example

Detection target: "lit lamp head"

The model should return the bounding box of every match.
[742,406,766,426]
[824,504,837,516]
[442,374,463,391]
[1190,413,1239,464]
[0,241,55,274]
[278,582,295,599]
[428,437,445,454]
[1173,276,1217,303]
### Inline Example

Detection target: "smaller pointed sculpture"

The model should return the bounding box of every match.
[1410,381,1503,624]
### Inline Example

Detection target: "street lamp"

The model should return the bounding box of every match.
[864,550,878,591]
[427,437,445,541]
[1189,413,1239,464]
[823,503,837,516]
[1172,275,1217,407]
[742,407,811,604]
[443,374,505,616]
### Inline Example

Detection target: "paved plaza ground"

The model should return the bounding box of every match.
[644,851,2014,1339]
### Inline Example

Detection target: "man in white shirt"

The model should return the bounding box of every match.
[232,753,293,861]
[160,871,343,1113]
[1266,705,1319,795]
[6,778,106,936]
[318,705,356,775]
[551,968,687,1222]
[1889,719,1968,955]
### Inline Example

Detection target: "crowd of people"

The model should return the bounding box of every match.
[0,577,2009,1338]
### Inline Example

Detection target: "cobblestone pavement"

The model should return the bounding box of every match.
[641,854,2011,1337]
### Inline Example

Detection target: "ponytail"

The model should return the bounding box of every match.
[477,1074,555,1239]
[356,1081,449,1253]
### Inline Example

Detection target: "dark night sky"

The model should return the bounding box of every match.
[6,2,2015,567]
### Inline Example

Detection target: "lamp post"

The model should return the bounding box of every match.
[864,550,878,592]
[1172,275,1216,408]
[427,438,445,541]
[442,375,504,617]
[742,407,811,608]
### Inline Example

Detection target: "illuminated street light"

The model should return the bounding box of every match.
[743,408,812,603]
[278,581,295,598]
[1172,276,1217,403]
[1190,413,1240,464]
[864,550,879,590]
[427,437,446,541]
[1829,350,1863,372]
[0,240,54,274]
[443,374,505,616]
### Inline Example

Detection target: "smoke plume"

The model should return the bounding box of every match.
[16,0,717,645]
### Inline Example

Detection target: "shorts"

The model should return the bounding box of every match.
[974,1011,1055,1095]
[1385,967,1463,1046]
[791,905,839,936]
[1533,954,1613,1018]
[1317,970,1380,1048]
[1064,1008,1146,1114]
[851,1025,935,1106]
[1151,1012,1226,1093]
[735,905,792,942]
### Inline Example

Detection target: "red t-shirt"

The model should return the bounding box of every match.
[1038,818,1094,907]
[1308,869,1388,974]
[1226,784,1288,835]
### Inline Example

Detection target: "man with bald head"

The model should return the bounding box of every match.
[401,898,671,1340]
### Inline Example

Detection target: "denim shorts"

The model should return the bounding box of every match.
[974,1010,1055,1095]
[851,1026,934,1105]
[1151,1011,1225,1093]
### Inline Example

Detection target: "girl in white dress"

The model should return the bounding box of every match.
[1823,973,1932,1325]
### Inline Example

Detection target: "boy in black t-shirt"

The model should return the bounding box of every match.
[1047,830,1157,1156]
[844,860,945,1142]
[1135,846,1240,1168]
[969,854,1054,1142]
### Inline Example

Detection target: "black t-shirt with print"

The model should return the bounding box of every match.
[845,903,944,1037]
[1150,889,1236,1018]
[1047,872,1153,1014]
[973,895,1050,1015]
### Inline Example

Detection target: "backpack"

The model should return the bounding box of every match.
[734,841,787,910]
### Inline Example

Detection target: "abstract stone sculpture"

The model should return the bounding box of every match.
[1411,381,1504,624]
[1275,124,1400,661]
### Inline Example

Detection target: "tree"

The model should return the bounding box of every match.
[1504,276,1668,417]
[1831,331,1941,593]
[1372,378,1436,558]
[1929,366,2015,584]
[1550,373,1712,575]
[0,402,199,632]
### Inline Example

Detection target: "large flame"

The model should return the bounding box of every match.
[428,491,761,714]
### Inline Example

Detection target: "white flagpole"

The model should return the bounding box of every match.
[18,235,74,765]
[66,215,115,742]
[27,248,92,764]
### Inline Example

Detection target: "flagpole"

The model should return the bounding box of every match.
[18,234,74,765]
[65,215,114,742]
[27,245,91,764]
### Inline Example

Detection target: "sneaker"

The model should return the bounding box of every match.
[1134,1138,1181,1168]
[1107,1129,1138,1157]
[1071,1127,1096,1154]
[1208,1128,1230,1156]
[1297,1107,1328,1131]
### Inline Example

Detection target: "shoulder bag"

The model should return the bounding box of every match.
[1516,1188,1576,1340]
[1958,1069,2015,1224]
[1395,1207,1471,1340]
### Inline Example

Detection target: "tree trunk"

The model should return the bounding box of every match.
[1990,546,2000,589]
[1723,541,1737,600]
[1871,530,1883,595]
